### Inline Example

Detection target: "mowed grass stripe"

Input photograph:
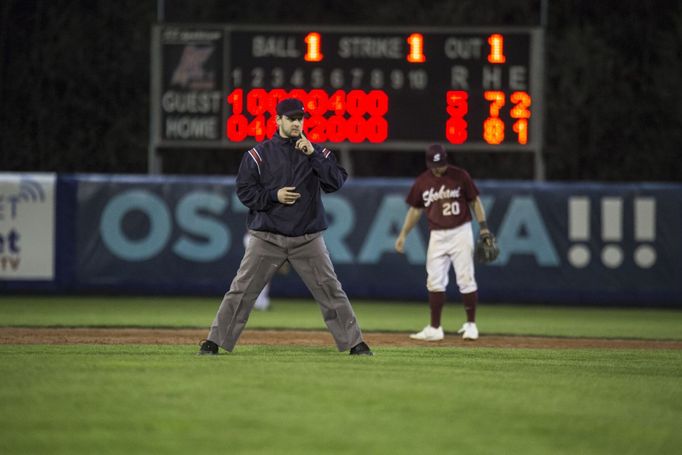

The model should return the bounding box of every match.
[0,345,680,455]
[1,296,681,340]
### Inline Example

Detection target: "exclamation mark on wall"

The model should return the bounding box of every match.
[634,198,656,268]
[601,197,623,268]
[567,197,591,268]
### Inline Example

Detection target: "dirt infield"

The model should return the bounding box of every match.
[1,327,681,350]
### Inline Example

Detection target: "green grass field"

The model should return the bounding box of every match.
[1,296,682,454]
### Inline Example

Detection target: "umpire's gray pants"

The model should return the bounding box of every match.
[207,230,364,352]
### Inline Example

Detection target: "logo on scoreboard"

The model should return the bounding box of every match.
[171,45,216,90]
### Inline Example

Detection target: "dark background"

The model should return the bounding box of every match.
[1,0,680,181]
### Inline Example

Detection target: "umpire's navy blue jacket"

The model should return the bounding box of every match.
[236,133,348,237]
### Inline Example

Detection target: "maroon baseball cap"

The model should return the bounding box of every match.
[425,144,449,168]
[276,98,310,119]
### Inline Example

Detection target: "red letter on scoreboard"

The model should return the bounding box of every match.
[445,91,468,144]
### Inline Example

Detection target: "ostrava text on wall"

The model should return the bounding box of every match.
[2,174,680,305]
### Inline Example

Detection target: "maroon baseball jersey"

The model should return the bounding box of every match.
[405,165,479,231]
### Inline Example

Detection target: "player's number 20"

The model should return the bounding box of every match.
[442,201,460,216]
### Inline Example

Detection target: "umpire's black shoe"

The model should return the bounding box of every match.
[198,339,219,355]
[349,341,373,356]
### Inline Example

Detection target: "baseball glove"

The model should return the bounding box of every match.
[475,232,499,264]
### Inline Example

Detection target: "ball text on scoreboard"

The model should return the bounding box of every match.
[225,28,534,146]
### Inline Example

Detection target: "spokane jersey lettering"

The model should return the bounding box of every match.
[405,165,479,230]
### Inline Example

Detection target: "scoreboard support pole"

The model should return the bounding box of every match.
[532,26,546,181]
[338,146,354,177]
[534,148,545,181]
[148,147,163,175]
[148,24,163,174]
[148,1,165,175]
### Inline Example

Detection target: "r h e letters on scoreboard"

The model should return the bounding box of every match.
[155,25,540,148]
[227,29,535,146]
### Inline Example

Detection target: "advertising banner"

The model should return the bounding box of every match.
[75,175,247,292]
[297,180,680,304]
[71,175,682,305]
[0,173,56,280]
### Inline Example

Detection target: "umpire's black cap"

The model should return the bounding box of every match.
[276,98,310,119]
[425,144,448,168]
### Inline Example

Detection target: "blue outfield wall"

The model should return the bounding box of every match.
[2,174,681,306]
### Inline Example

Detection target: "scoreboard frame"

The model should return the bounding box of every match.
[150,24,545,178]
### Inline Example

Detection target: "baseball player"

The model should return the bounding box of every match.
[395,144,491,341]
[199,98,373,356]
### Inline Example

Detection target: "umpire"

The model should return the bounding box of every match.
[199,98,373,356]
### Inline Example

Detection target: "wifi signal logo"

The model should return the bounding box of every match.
[18,178,46,203]
[0,177,46,220]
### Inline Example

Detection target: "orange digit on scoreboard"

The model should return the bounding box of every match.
[304,32,323,62]
[483,91,506,144]
[406,33,426,63]
[487,33,506,64]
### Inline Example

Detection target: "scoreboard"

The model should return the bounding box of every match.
[151,24,544,154]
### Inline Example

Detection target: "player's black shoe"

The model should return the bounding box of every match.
[349,341,373,356]
[198,339,219,355]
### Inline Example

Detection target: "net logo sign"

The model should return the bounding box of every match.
[0,174,56,280]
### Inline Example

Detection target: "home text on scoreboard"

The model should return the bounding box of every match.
[153,25,543,150]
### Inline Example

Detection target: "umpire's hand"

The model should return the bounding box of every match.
[295,132,314,155]
[277,187,301,205]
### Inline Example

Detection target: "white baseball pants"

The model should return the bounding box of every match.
[426,222,478,294]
